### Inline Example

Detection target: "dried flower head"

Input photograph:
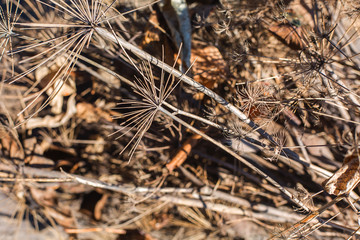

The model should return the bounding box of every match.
[111,60,180,161]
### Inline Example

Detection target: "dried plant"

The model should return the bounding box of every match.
[1,0,360,239]
[10,0,123,117]
[111,60,180,160]
[0,0,21,76]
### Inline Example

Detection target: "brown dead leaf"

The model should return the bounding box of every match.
[29,186,75,227]
[191,41,227,90]
[323,148,360,196]
[140,10,176,65]
[44,206,74,228]
[76,102,113,123]
[148,212,173,231]
[30,187,57,207]
[35,65,76,115]
[166,133,203,172]
[94,193,108,220]
[0,126,24,159]
[269,24,306,50]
